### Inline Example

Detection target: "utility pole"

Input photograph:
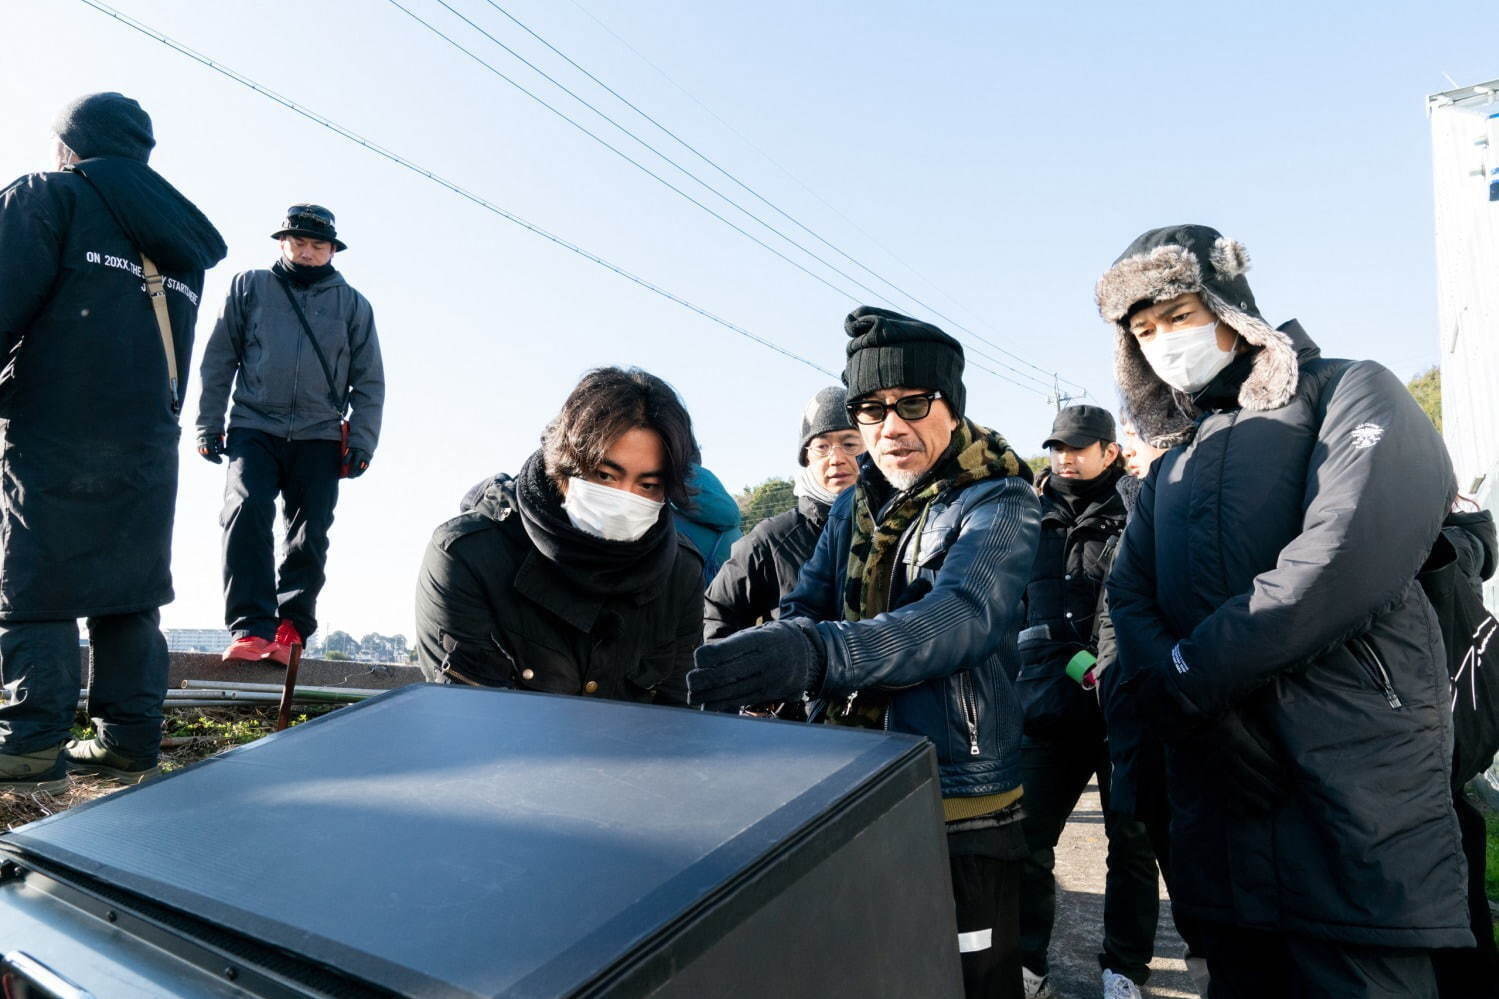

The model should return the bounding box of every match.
[1047,374,1074,412]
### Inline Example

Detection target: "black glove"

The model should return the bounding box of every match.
[1126,644,1217,741]
[687,619,826,712]
[197,434,225,464]
[344,448,372,479]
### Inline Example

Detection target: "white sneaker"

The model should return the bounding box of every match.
[1102,969,1143,999]
[1022,966,1051,999]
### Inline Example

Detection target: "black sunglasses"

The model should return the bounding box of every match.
[846,391,943,426]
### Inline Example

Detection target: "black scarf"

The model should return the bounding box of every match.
[514,451,678,600]
[1191,349,1258,413]
[1046,464,1123,513]
[271,256,336,287]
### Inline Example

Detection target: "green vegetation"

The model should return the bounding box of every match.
[1486,804,1498,948]
[737,477,796,532]
[1407,366,1441,433]
[1026,454,1050,477]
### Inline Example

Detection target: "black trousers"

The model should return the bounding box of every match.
[0,610,166,760]
[1432,787,1499,999]
[950,820,1026,999]
[1195,923,1437,998]
[1129,749,1206,959]
[221,428,340,641]
[1018,733,1161,983]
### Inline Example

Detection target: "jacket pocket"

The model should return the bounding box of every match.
[433,630,518,688]
[1347,636,1402,709]
[955,670,982,757]
[1014,634,1095,739]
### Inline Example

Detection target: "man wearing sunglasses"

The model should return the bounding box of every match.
[688,307,1041,999]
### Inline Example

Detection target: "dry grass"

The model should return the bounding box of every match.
[0,703,341,832]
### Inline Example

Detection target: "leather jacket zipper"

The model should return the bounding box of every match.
[957,670,981,756]
[1350,636,1401,708]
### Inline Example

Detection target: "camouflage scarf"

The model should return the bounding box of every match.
[826,420,1022,728]
[844,420,1023,622]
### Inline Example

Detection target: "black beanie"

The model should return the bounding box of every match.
[843,306,965,418]
[798,385,852,465]
[52,92,155,163]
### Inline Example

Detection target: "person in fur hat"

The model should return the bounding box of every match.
[1099,224,1467,997]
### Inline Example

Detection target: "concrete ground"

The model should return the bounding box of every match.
[1039,783,1200,999]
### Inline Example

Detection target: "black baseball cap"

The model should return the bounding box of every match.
[1043,404,1116,449]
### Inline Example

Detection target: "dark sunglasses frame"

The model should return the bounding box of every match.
[846,391,943,426]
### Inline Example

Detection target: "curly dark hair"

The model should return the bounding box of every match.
[541,367,701,507]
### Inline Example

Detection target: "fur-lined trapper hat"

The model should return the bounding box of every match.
[1094,224,1299,444]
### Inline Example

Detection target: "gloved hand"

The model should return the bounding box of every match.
[1125,643,1216,741]
[344,448,372,479]
[687,619,826,712]
[197,434,225,464]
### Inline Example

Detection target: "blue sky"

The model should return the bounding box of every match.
[1,0,1491,639]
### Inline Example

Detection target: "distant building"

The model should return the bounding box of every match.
[1429,78,1499,606]
[164,628,232,653]
[1429,78,1499,797]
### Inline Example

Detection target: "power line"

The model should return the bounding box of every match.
[73,0,837,379]
[562,0,1091,397]
[472,0,1063,392]
[415,0,1057,395]
[383,0,1042,397]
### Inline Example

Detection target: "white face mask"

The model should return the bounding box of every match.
[1138,320,1237,394]
[562,476,664,542]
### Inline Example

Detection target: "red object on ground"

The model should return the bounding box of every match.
[262,621,303,667]
[222,636,274,662]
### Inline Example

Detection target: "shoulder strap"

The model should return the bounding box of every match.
[1088,533,1121,647]
[273,274,349,414]
[140,254,179,414]
[64,167,182,415]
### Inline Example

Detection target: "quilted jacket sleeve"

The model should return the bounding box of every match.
[811,476,1040,693]
[1172,361,1455,716]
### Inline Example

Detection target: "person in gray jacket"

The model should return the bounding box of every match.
[196,204,384,665]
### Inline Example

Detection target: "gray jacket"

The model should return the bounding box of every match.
[196,267,384,453]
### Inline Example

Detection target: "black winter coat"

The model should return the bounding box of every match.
[1108,322,1470,948]
[1094,475,1162,819]
[0,159,224,619]
[703,494,829,640]
[1014,471,1126,739]
[415,459,704,703]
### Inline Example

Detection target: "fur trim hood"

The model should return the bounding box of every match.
[1095,224,1300,445]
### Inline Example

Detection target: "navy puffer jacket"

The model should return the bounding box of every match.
[1108,322,1470,949]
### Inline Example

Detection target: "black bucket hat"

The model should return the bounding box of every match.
[271,203,347,252]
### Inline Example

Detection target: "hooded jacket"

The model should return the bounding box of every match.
[196,266,384,454]
[0,158,224,619]
[415,454,704,703]
[672,465,742,587]
[1100,225,1469,948]
[704,494,829,640]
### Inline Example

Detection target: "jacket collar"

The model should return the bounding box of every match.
[1114,318,1318,446]
[512,549,605,634]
